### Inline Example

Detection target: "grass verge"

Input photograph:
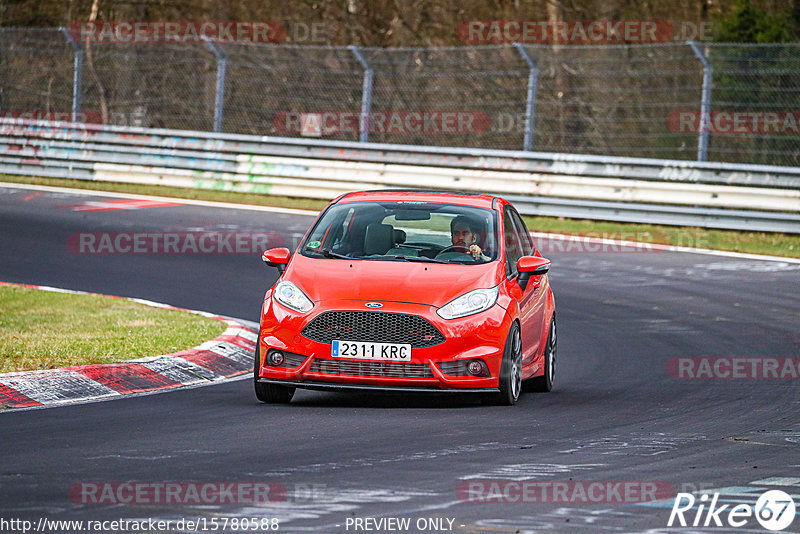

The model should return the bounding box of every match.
[0,285,226,373]
[2,174,799,259]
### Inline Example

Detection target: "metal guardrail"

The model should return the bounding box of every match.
[2,118,800,233]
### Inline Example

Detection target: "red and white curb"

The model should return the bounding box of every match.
[0,282,257,410]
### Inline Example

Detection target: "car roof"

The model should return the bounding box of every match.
[335,189,499,209]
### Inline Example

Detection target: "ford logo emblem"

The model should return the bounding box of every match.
[365,302,383,308]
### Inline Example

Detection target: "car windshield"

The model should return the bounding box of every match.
[301,201,499,264]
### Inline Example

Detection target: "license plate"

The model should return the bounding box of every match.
[332,340,412,361]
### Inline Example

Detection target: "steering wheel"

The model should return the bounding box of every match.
[435,245,476,261]
[438,245,469,254]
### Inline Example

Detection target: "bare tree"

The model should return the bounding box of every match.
[83,0,109,124]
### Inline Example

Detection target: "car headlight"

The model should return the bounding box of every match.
[273,281,314,313]
[437,286,499,319]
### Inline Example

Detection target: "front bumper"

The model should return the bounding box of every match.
[257,379,499,395]
[257,296,511,391]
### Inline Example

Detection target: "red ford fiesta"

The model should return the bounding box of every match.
[256,190,556,405]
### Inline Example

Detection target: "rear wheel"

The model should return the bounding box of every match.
[493,323,522,405]
[526,315,556,392]
[254,344,295,404]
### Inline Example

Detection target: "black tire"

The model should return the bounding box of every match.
[254,344,295,404]
[526,315,556,393]
[493,322,522,405]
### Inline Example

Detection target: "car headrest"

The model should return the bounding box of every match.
[393,229,406,245]
[364,223,394,255]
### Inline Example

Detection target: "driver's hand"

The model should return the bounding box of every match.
[468,244,483,259]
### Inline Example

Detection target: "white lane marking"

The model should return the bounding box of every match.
[557,433,706,457]
[476,508,631,531]
[532,230,800,264]
[701,261,800,272]
[144,488,438,529]
[752,477,800,486]
[0,181,319,216]
[460,463,604,481]
[255,442,519,478]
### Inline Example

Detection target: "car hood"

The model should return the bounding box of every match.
[284,254,501,308]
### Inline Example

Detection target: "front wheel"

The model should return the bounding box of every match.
[526,315,556,393]
[493,323,522,405]
[254,344,295,404]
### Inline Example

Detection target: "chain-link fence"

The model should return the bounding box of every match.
[2,28,799,166]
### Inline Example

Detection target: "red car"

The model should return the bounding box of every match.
[255,190,556,405]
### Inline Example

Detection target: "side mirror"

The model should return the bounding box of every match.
[262,247,291,274]
[517,256,551,291]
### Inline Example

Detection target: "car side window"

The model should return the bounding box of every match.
[504,209,523,277]
[509,209,534,256]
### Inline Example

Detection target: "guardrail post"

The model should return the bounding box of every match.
[348,45,374,143]
[203,37,227,133]
[60,27,83,123]
[688,40,713,162]
[514,43,539,152]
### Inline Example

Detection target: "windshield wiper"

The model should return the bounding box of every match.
[389,255,450,264]
[306,246,350,260]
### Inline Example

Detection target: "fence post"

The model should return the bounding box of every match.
[688,40,713,162]
[59,27,83,122]
[203,37,227,133]
[514,43,539,152]
[348,45,374,143]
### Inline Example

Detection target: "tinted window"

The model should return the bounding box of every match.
[509,208,534,256]
[503,209,523,276]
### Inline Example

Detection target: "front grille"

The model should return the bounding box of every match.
[310,359,434,378]
[302,311,445,348]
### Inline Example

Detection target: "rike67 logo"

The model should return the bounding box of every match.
[668,490,796,531]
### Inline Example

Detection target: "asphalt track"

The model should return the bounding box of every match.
[1,183,799,534]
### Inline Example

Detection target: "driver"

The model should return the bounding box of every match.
[448,215,490,261]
